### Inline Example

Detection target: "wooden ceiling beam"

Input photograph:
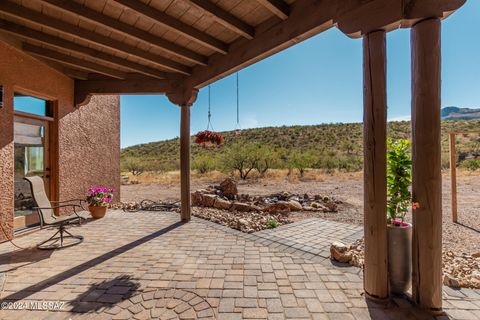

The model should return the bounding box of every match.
[0,0,191,75]
[255,0,290,20]
[184,0,337,89]
[75,78,174,107]
[184,0,466,89]
[112,0,229,54]
[0,20,170,80]
[63,68,89,80]
[23,43,127,79]
[39,0,207,66]
[186,0,254,39]
[336,0,466,37]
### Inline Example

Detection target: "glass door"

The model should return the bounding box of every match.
[13,94,53,230]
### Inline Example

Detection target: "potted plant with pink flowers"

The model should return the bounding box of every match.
[86,187,115,219]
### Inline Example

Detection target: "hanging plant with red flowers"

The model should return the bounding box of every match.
[194,130,224,147]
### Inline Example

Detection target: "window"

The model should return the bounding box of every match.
[14,93,52,117]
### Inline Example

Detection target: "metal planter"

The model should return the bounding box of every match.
[387,222,412,295]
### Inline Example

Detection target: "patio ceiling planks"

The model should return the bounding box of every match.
[0,0,464,103]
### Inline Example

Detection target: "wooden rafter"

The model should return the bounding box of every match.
[0,0,191,75]
[38,0,207,66]
[255,0,290,20]
[62,68,89,80]
[112,0,229,54]
[74,78,174,106]
[184,0,338,89]
[0,20,169,80]
[186,0,255,39]
[23,43,126,79]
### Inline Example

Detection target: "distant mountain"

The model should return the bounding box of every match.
[442,106,480,120]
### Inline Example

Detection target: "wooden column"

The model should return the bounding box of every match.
[363,30,388,300]
[180,105,191,221]
[411,18,442,311]
[449,133,458,223]
[167,89,198,222]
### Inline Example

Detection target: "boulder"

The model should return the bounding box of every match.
[330,241,352,263]
[324,201,338,212]
[214,198,232,210]
[231,202,260,212]
[238,218,249,226]
[202,194,217,207]
[219,177,238,200]
[191,191,204,206]
[472,252,480,258]
[264,201,291,213]
[287,200,303,211]
[443,274,460,288]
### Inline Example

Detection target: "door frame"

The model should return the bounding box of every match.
[13,103,58,231]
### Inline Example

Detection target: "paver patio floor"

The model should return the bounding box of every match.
[0,211,478,319]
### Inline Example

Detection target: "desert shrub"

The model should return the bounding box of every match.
[252,145,279,176]
[461,159,480,171]
[315,155,337,173]
[441,153,451,170]
[192,154,216,174]
[221,142,258,179]
[266,219,279,229]
[122,158,146,176]
[336,155,363,172]
[287,150,315,177]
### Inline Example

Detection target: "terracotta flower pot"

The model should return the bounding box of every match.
[387,222,412,295]
[88,205,107,219]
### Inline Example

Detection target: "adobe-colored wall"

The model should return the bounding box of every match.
[58,95,120,205]
[0,40,120,241]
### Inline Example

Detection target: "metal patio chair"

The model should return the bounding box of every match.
[25,176,87,250]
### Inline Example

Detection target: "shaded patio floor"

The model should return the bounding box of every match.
[0,211,478,319]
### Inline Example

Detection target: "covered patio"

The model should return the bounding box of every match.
[0,0,471,316]
[1,211,479,319]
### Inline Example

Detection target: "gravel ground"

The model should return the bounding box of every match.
[121,172,480,254]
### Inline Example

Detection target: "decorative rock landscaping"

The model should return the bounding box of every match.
[330,239,364,268]
[443,251,480,289]
[331,238,480,289]
[188,178,341,232]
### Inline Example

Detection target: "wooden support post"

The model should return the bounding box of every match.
[167,89,198,222]
[363,30,388,300]
[411,18,442,311]
[180,105,191,221]
[449,133,458,223]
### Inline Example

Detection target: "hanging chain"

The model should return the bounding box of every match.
[207,85,214,131]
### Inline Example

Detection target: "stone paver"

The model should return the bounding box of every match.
[255,218,363,263]
[0,211,477,319]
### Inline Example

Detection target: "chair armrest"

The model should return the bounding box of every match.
[34,204,86,220]
[50,199,87,210]
[34,204,83,210]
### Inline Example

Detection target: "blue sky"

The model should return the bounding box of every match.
[121,1,479,148]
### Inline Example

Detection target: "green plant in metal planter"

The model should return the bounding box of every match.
[386,138,413,294]
[386,139,412,226]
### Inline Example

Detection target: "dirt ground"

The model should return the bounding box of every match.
[121,171,480,254]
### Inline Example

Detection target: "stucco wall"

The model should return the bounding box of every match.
[0,40,120,240]
[0,86,14,242]
[58,95,121,205]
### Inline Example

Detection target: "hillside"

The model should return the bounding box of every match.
[442,106,480,120]
[121,119,480,172]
